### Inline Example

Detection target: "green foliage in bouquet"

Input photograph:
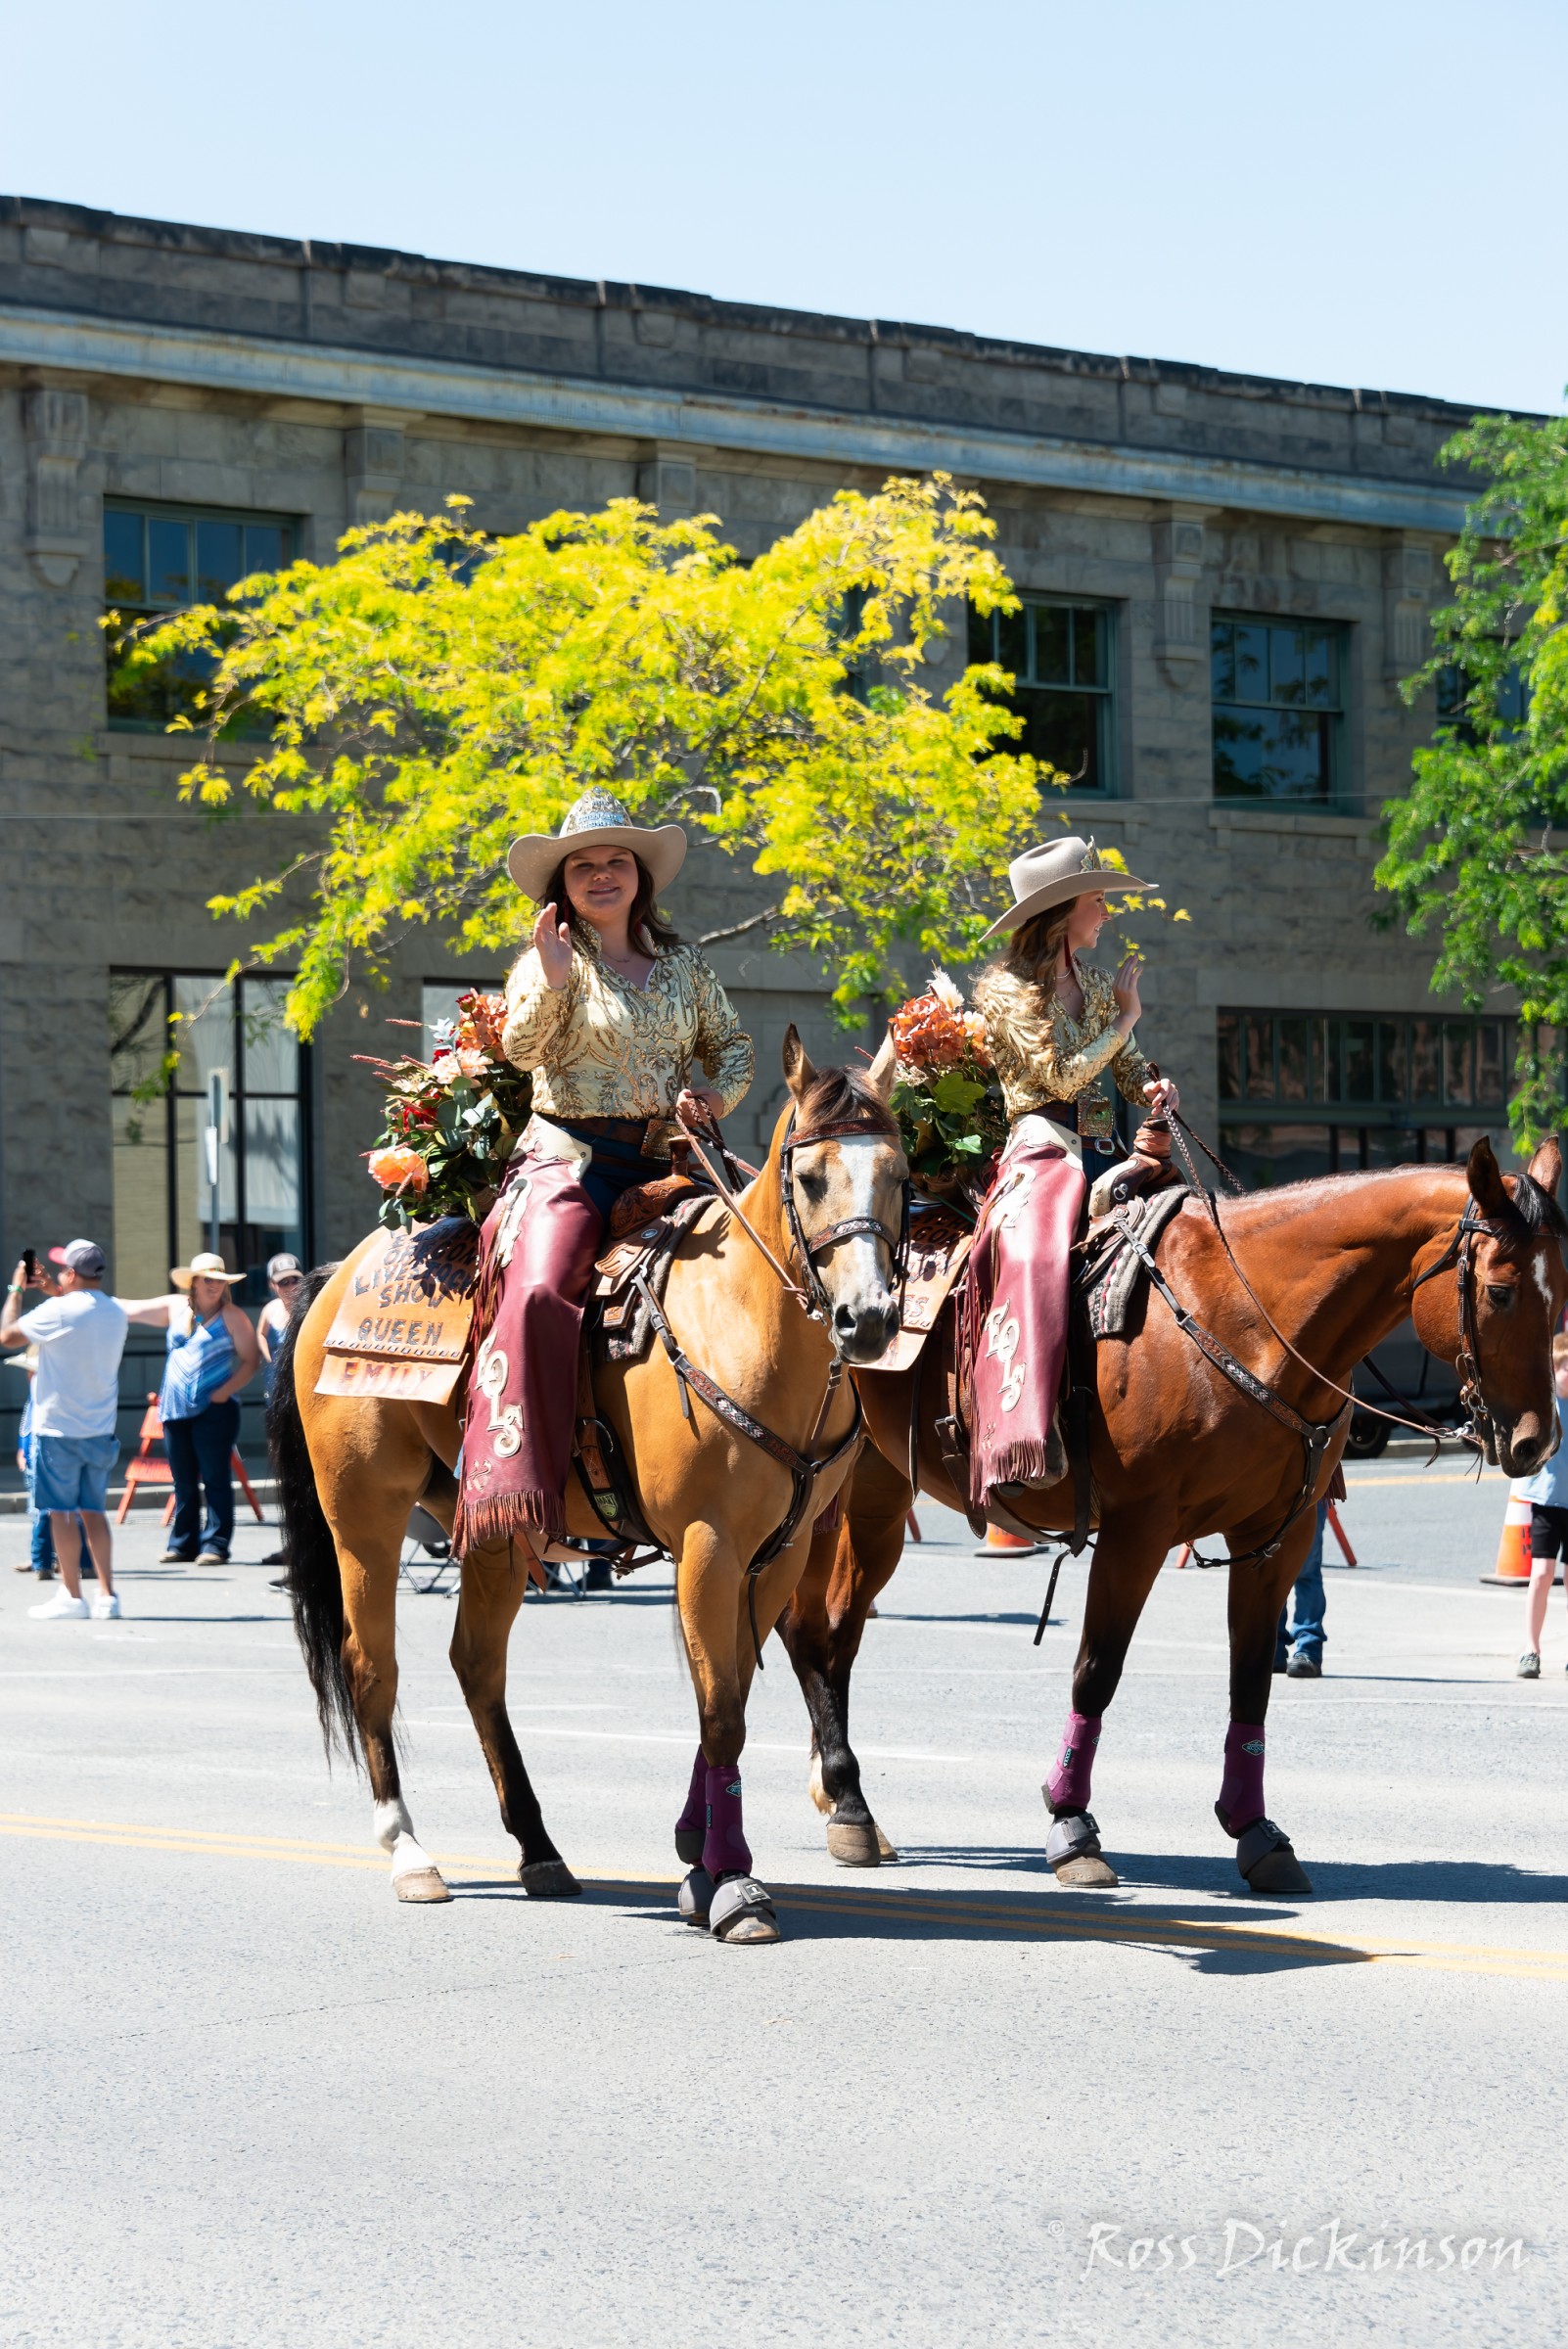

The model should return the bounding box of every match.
[887,975,1007,1208]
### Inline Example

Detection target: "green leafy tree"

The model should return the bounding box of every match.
[1378,413,1568,1141]
[118,475,1132,1037]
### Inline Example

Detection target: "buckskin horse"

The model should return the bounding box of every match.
[777,1136,1567,1893]
[269,1030,908,1944]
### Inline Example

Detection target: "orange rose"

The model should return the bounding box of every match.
[367,1145,431,1193]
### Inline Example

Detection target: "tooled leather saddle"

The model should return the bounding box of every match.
[314,1165,727,1564]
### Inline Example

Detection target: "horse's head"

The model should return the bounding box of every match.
[777,1025,908,1365]
[1412,1135,1568,1475]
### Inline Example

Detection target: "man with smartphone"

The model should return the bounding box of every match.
[0,1239,128,1619]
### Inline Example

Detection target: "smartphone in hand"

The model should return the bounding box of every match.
[21,1249,35,1283]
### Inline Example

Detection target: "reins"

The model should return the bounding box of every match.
[1161,1109,1489,1458]
[650,1102,908,1665]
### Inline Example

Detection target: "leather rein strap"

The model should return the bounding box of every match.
[1104,1212,1349,1567]
[1164,1109,1491,1456]
[679,1109,911,1328]
[635,1270,863,1666]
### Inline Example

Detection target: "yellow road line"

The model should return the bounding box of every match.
[3,1812,1565,1980]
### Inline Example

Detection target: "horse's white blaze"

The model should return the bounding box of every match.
[812,1136,898,1324]
[374,1796,438,1881]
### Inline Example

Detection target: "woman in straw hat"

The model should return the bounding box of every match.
[963,836,1180,1512]
[456,789,754,1553]
[119,1253,261,1564]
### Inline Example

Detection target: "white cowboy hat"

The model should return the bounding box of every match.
[506,789,687,900]
[979,833,1159,943]
[170,1252,244,1290]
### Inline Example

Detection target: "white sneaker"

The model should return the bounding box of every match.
[28,1589,88,1620]
[91,1592,122,1620]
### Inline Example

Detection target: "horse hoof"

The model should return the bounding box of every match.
[519,1859,582,1899]
[1044,1806,1113,1886]
[1234,1817,1314,1897]
[875,1824,899,1864]
[678,1865,715,1926]
[826,1815,881,1866]
[718,1912,781,1945]
[710,1875,779,1944]
[674,1828,706,1865]
[393,1867,451,1904]
[1052,1854,1120,1889]
[1244,1847,1314,1896]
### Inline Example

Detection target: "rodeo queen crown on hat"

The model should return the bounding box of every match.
[506,789,688,900]
[978,833,1159,944]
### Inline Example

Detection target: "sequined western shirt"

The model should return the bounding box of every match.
[501,936,754,1152]
[972,957,1150,1143]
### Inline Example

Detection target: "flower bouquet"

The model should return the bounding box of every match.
[360,990,532,1231]
[887,971,1007,1210]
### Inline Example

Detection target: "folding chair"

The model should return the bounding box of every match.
[400,1502,459,1595]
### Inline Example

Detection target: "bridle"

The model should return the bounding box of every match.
[645,1105,910,1668]
[1407,1199,1516,1464]
[777,1112,912,1327]
[679,1109,911,1336]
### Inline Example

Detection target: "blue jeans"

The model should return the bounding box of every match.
[163,1398,240,1558]
[28,1500,54,1572]
[1275,1499,1329,1664]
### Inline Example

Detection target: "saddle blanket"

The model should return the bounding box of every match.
[316,1219,481,1405]
[315,1189,717,1412]
[870,1203,973,1376]
[1077,1185,1189,1338]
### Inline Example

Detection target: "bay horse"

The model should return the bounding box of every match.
[270,1030,908,1944]
[778,1136,1566,1893]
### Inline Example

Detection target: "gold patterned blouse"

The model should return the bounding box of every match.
[502,935,754,1152]
[973,957,1150,1144]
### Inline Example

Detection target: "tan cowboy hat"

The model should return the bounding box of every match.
[979,833,1159,943]
[507,789,687,900]
[170,1251,244,1290]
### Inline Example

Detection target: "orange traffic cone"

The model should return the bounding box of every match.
[1481,1494,1534,1587]
[975,1523,1041,1557]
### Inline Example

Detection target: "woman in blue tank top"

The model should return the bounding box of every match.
[120,1253,261,1563]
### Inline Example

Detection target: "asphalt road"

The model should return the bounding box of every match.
[2,1458,1565,2349]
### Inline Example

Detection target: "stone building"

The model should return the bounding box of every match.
[0,196,1511,1451]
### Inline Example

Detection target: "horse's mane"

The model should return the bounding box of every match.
[1220,1159,1567,1244]
[794,1064,899,1142]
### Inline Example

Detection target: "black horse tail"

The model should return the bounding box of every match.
[266,1267,359,1767]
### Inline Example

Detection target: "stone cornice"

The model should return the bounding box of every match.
[0,304,1474,535]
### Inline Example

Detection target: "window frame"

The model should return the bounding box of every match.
[1210,612,1348,809]
[109,968,314,1302]
[968,593,1120,796]
[102,496,300,734]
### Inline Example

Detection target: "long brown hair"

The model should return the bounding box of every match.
[541,852,681,956]
[997,902,1075,1001]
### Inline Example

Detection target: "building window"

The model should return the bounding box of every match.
[103,501,295,728]
[110,972,309,1301]
[1211,616,1344,804]
[1435,658,1529,744]
[968,598,1117,792]
[1216,1005,1526,1186]
[422,979,504,1062]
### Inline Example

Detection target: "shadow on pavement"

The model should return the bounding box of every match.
[447,1871,1373,1973]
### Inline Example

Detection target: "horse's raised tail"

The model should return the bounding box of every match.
[266,1268,359,1767]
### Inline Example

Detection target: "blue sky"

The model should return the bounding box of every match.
[5,0,1562,414]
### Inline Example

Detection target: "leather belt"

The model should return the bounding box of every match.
[558,1114,669,1156]
[1029,1100,1081,1131]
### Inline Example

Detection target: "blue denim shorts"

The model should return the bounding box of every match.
[32,1433,120,1515]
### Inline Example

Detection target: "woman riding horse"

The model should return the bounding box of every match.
[965,833,1178,1514]
[456,788,754,1557]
